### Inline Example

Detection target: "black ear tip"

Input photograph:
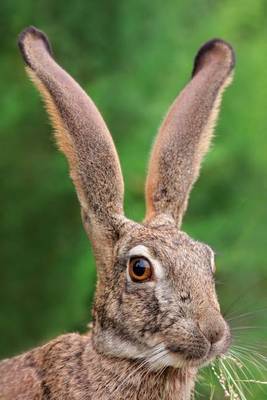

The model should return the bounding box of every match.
[192,38,235,77]
[18,26,53,65]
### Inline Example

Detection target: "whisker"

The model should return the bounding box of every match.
[138,351,170,394]
[226,308,267,323]
[227,351,259,382]
[231,344,267,363]
[112,344,169,395]
[230,325,264,331]
[222,348,267,397]
[222,278,267,318]
[232,343,267,354]
[230,347,267,376]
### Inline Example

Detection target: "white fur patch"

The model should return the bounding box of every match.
[210,250,216,273]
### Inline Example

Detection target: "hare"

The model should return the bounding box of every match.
[0,26,235,400]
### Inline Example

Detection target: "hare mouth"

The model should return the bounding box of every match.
[156,333,232,370]
[201,333,232,366]
[189,337,231,369]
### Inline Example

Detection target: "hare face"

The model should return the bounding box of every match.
[92,221,230,370]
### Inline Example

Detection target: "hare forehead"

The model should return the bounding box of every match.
[117,224,215,274]
[126,241,214,277]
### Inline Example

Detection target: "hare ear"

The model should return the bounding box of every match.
[18,27,125,268]
[145,39,235,227]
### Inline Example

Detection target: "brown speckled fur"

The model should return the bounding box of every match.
[0,332,196,400]
[0,27,235,399]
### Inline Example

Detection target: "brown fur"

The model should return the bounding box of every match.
[0,27,235,399]
[19,26,125,276]
[0,332,197,400]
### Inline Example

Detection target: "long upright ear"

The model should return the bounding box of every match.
[145,39,235,227]
[18,27,125,268]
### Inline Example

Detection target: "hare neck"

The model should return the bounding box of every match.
[86,336,197,400]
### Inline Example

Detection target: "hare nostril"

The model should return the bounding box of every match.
[198,316,227,345]
[209,328,224,344]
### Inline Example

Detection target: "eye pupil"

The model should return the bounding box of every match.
[128,257,152,282]
[133,259,146,276]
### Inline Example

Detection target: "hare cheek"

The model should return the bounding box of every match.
[152,258,165,281]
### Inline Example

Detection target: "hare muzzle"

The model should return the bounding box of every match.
[163,303,231,368]
[198,313,231,358]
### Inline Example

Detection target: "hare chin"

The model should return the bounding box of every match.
[142,341,229,371]
[97,332,200,371]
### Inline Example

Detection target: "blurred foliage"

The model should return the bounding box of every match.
[0,0,267,398]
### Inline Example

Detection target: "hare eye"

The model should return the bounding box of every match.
[128,257,152,282]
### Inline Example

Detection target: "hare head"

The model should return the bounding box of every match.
[19,27,235,371]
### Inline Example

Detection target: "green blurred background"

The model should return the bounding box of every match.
[0,0,266,398]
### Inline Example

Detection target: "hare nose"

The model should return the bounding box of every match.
[198,315,227,345]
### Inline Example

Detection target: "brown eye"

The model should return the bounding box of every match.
[128,257,152,282]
